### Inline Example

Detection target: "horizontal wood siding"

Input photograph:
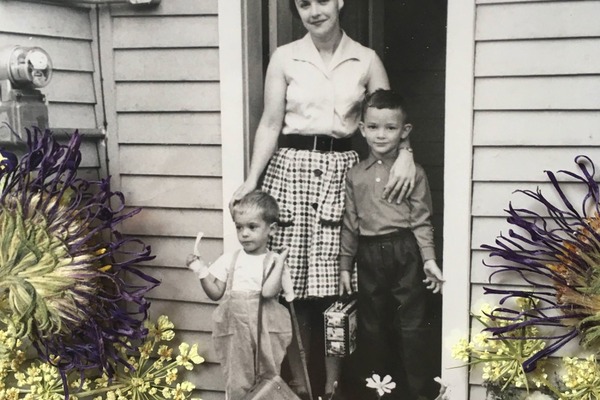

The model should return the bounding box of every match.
[0,1,99,131]
[108,1,224,396]
[469,0,600,395]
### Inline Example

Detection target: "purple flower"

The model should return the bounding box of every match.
[0,128,159,395]
[481,155,600,372]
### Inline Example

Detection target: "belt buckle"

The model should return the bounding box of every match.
[313,136,334,151]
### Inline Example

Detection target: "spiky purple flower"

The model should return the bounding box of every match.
[0,128,159,392]
[481,155,600,373]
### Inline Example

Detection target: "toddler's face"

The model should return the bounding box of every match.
[233,208,275,255]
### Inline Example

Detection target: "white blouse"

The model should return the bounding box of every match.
[273,32,382,138]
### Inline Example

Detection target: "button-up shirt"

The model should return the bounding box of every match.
[340,153,436,270]
[273,32,382,138]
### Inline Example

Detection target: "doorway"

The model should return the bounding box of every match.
[248,0,447,396]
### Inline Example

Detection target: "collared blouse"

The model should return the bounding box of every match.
[272,32,383,138]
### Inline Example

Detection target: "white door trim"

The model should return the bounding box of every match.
[218,0,245,252]
[441,0,476,398]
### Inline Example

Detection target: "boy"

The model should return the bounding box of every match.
[338,89,443,400]
[187,190,295,399]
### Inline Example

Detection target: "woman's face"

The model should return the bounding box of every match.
[294,0,344,39]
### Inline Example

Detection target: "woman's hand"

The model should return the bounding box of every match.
[229,179,257,215]
[383,148,416,203]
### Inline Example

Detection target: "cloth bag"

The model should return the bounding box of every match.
[241,374,300,400]
[241,260,310,400]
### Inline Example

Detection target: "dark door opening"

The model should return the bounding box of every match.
[257,0,447,396]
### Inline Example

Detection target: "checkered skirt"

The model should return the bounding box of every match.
[262,147,359,298]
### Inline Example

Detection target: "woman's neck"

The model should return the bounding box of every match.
[311,28,343,56]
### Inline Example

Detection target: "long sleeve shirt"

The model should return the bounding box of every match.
[340,154,436,271]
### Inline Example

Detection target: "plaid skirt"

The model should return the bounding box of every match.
[262,147,359,298]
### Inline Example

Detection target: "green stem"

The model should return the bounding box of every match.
[73,383,128,397]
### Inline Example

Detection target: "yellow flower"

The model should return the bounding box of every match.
[176,343,204,370]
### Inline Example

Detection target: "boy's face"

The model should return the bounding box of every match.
[360,107,412,158]
[233,207,276,255]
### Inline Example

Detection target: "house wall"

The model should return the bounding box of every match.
[101,1,226,398]
[0,0,105,179]
[1,1,234,397]
[443,0,600,398]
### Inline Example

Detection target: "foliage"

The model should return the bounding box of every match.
[0,129,201,399]
[453,156,600,399]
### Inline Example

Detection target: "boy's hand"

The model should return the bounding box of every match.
[338,270,353,296]
[276,247,290,265]
[423,260,444,294]
[186,254,209,279]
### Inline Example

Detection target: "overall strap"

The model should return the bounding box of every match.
[224,249,241,297]
[254,251,277,381]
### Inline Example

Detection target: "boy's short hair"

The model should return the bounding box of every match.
[232,190,280,224]
[362,89,410,123]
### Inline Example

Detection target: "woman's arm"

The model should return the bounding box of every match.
[262,248,290,298]
[367,52,390,92]
[365,52,416,203]
[229,50,288,213]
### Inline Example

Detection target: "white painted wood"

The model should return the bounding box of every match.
[148,299,216,331]
[471,216,523,250]
[476,2,600,41]
[118,145,222,176]
[475,76,600,110]
[472,181,591,217]
[474,111,600,146]
[0,1,92,39]
[117,113,221,145]
[473,148,600,182]
[98,6,122,193]
[120,176,223,209]
[48,103,97,129]
[45,71,96,103]
[115,82,220,112]
[442,0,475,398]
[218,0,245,253]
[469,384,487,399]
[0,33,93,71]
[192,390,224,400]
[114,48,219,81]
[110,0,218,16]
[136,266,218,303]
[477,0,552,3]
[476,39,600,77]
[179,362,224,391]
[112,16,218,48]
[121,208,224,238]
[135,236,223,268]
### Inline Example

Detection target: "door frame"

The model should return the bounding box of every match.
[441,0,475,398]
[219,0,475,396]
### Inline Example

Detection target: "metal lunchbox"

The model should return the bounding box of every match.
[323,297,358,357]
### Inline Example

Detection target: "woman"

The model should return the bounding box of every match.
[230,0,415,398]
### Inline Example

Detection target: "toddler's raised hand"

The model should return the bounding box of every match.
[423,260,444,294]
[187,231,209,279]
[187,254,209,279]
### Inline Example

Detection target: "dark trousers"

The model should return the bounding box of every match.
[355,229,434,400]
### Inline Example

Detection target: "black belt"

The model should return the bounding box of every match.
[279,134,353,152]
